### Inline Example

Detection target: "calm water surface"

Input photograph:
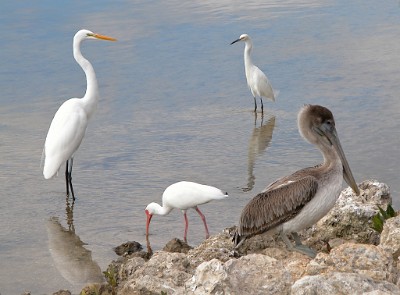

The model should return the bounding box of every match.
[1,0,399,293]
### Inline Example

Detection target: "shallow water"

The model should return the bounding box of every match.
[1,0,399,293]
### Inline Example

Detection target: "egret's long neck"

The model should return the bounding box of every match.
[73,41,99,119]
[244,40,254,71]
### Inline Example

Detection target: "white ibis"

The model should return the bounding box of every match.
[42,29,116,200]
[231,34,276,113]
[145,181,229,243]
[233,104,359,257]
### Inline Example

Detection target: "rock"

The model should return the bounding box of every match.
[305,180,391,250]
[187,230,237,269]
[103,180,400,295]
[186,253,310,294]
[306,243,396,283]
[108,256,146,285]
[52,291,71,295]
[291,272,399,294]
[114,241,143,256]
[163,238,193,253]
[118,251,191,294]
[379,215,400,260]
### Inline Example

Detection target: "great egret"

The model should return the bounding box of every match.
[145,181,229,243]
[231,34,276,113]
[233,105,359,257]
[42,29,116,200]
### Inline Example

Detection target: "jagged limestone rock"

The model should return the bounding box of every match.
[99,180,400,295]
[379,215,400,259]
[291,272,399,295]
[305,180,391,249]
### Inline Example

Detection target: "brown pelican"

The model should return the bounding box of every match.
[233,104,360,257]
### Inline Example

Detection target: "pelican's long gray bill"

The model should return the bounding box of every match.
[230,38,241,45]
[323,124,360,195]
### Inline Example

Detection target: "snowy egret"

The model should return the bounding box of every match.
[145,181,229,243]
[42,29,116,200]
[233,105,359,257]
[231,34,276,113]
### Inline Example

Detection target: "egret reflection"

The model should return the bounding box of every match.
[243,114,276,192]
[46,210,104,286]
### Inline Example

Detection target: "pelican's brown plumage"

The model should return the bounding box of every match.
[233,104,360,257]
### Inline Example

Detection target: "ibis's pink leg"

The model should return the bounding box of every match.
[183,211,189,243]
[195,206,210,239]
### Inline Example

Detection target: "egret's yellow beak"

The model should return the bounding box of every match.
[93,33,117,42]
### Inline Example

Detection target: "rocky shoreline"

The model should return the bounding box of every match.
[41,180,400,294]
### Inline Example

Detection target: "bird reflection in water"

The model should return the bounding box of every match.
[46,197,104,287]
[243,114,276,192]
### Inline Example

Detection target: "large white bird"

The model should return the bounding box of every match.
[231,34,276,113]
[42,29,116,200]
[145,181,229,243]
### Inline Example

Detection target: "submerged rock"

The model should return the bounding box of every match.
[163,238,193,253]
[99,180,400,295]
[114,241,143,256]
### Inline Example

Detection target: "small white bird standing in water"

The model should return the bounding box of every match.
[231,34,276,113]
[145,181,229,243]
[233,105,359,257]
[42,29,117,200]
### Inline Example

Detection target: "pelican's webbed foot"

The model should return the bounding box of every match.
[280,232,317,258]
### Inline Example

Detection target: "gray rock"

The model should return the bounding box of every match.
[163,238,193,254]
[186,253,309,294]
[118,251,191,294]
[306,243,396,283]
[379,215,400,259]
[101,180,400,295]
[114,241,143,256]
[305,180,391,250]
[291,272,399,295]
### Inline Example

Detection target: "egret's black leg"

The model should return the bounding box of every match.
[68,158,75,201]
[253,96,257,112]
[260,97,264,113]
[65,160,70,197]
[65,159,75,201]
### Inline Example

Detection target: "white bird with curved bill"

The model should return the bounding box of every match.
[231,34,277,113]
[145,181,229,243]
[42,29,117,200]
[233,104,360,257]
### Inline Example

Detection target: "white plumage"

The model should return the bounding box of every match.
[42,29,116,200]
[145,181,228,243]
[231,34,276,112]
